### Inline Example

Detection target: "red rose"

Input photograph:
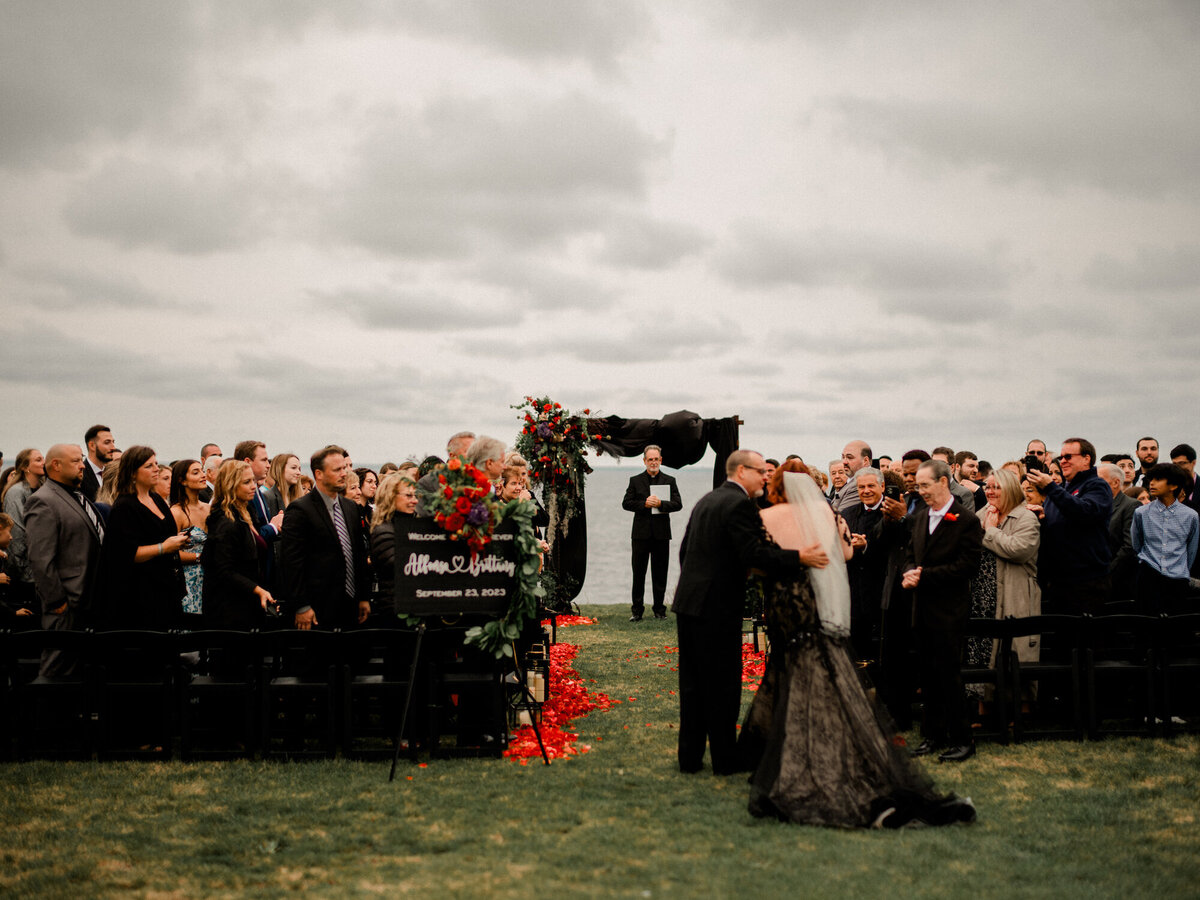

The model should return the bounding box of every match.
[438,474,447,484]
[443,487,453,498]
[455,496,471,514]
[447,513,465,531]
[945,512,958,522]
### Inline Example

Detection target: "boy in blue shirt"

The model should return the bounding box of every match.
[1131,463,1199,614]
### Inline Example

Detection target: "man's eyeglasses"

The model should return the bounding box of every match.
[742,465,767,474]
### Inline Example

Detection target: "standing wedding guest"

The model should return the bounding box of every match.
[834,440,872,513]
[1133,437,1159,487]
[299,474,314,495]
[622,445,682,622]
[465,435,506,489]
[24,445,106,675]
[369,474,418,606]
[1125,485,1150,506]
[95,460,120,512]
[101,445,188,631]
[1026,439,1049,464]
[842,465,887,663]
[2,448,45,613]
[416,432,474,516]
[279,446,370,630]
[154,464,172,502]
[1099,462,1138,605]
[1131,463,1199,615]
[344,470,371,545]
[264,453,304,518]
[355,467,378,509]
[973,469,1041,689]
[81,425,116,502]
[234,440,284,585]
[198,443,221,503]
[827,461,846,502]
[1047,459,1064,486]
[1025,438,1111,614]
[378,462,400,477]
[397,461,419,481]
[170,459,210,626]
[931,447,977,510]
[902,459,983,763]
[672,450,824,775]
[203,460,274,629]
[1170,444,1200,515]
[202,453,223,502]
[0,512,37,625]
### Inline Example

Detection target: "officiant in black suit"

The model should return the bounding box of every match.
[902,459,983,763]
[622,445,682,622]
[671,449,826,775]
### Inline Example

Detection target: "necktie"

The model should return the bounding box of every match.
[75,490,105,543]
[331,500,355,598]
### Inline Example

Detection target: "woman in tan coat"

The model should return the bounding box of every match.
[980,468,1041,666]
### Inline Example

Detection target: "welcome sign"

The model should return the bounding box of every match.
[392,518,515,617]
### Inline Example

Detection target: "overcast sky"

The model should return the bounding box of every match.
[3,1,1198,471]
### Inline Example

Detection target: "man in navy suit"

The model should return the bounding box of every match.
[80,424,115,502]
[235,439,284,584]
[902,459,983,762]
[671,449,827,775]
[622,445,682,621]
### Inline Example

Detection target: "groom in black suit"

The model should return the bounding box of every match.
[902,459,982,762]
[672,450,826,775]
[622,445,682,621]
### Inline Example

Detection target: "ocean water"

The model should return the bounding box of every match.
[568,466,721,607]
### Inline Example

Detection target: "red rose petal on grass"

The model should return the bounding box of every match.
[418,763,427,768]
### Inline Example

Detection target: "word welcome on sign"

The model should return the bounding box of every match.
[392,519,515,617]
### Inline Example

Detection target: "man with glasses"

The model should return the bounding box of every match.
[1025,438,1112,614]
[622,445,682,622]
[1026,439,1048,462]
[671,450,826,775]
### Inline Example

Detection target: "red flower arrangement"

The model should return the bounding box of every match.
[422,454,499,555]
[512,395,608,512]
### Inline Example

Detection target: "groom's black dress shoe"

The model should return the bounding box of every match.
[629,614,642,622]
[909,739,941,758]
[937,743,976,763]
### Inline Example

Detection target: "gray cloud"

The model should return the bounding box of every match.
[326,93,668,259]
[1083,244,1200,292]
[62,158,295,254]
[313,287,513,331]
[828,94,1200,197]
[595,215,711,270]
[716,223,1012,321]
[397,0,653,73]
[12,264,166,310]
[467,259,618,311]
[0,3,196,167]
[558,314,745,364]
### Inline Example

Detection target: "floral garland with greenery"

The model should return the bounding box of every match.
[413,456,543,657]
[512,395,607,522]
[463,498,545,657]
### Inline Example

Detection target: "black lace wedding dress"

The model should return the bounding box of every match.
[738,567,976,829]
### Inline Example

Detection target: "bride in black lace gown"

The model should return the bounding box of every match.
[739,468,976,829]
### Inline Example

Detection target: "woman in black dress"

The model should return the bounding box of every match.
[102,445,188,630]
[739,468,976,829]
[202,461,275,630]
[368,474,418,607]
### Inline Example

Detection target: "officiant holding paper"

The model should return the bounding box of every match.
[622,445,682,621]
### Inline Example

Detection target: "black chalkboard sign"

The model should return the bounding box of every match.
[392,517,515,616]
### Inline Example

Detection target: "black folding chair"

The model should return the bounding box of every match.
[1084,614,1159,739]
[1008,615,1086,742]
[91,629,177,760]
[1156,613,1200,735]
[260,629,340,759]
[960,617,1015,745]
[3,629,95,760]
[176,630,261,760]
[341,627,422,759]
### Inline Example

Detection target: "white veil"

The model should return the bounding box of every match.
[783,471,851,638]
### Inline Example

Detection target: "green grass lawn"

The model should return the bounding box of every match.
[3,606,1199,899]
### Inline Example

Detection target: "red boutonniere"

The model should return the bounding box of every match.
[945,512,958,522]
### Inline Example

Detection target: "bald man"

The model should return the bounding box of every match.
[24,444,106,676]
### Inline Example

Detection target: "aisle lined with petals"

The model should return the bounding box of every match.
[503,616,768,762]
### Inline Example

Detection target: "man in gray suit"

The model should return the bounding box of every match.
[25,444,106,676]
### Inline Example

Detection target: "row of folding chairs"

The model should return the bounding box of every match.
[0,627,512,761]
[962,613,1200,743]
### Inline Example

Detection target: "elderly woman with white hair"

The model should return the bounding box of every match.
[464,435,507,489]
